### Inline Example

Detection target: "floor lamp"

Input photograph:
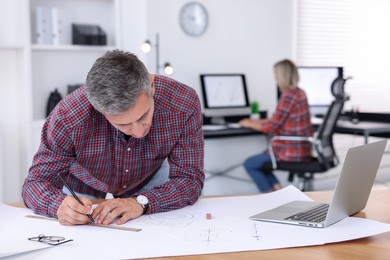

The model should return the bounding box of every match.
[142,33,173,75]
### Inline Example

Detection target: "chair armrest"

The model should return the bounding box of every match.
[268,135,315,169]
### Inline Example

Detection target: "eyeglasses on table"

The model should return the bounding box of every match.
[28,234,73,246]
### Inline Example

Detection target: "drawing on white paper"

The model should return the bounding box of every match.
[183,227,234,245]
[131,213,195,227]
[252,222,262,240]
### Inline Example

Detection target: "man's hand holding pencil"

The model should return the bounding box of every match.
[57,195,94,225]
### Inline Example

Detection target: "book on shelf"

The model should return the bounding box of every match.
[35,6,74,46]
[51,7,73,45]
[35,6,52,45]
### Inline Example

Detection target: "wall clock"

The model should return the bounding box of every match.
[179,2,209,37]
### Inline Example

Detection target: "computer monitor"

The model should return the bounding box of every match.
[200,74,251,124]
[297,66,343,116]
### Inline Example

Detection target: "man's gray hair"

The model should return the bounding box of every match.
[85,49,152,115]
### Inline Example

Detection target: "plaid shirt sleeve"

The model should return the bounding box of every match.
[22,107,74,217]
[262,88,313,162]
[262,92,295,134]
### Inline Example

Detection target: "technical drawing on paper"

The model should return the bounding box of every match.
[182,223,264,245]
[168,222,268,246]
[131,213,195,227]
[251,222,262,241]
[182,227,234,246]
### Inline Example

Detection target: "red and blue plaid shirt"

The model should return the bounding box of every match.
[22,75,205,218]
[262,87,314,162]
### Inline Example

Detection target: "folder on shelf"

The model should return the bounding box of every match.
[51,7,73,45]
[35,6,52,45]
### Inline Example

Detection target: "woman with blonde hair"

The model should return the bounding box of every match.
[239,59,313,192]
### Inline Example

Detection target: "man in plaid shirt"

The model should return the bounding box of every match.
[22,50,204,226]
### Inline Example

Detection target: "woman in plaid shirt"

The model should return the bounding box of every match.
[239,59,313,193]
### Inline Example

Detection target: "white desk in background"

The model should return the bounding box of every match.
[203,124,262,139]
[203,125,266,182]
[335,121,390,144]
[311,118,390,144]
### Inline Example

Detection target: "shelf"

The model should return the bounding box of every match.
[0,45,24,50]
[31,44,116,52]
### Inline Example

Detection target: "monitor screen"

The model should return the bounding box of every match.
[297,66,343,115]
[200,74,251,119]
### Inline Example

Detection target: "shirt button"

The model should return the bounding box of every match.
[125,169,129,173]
[123,185,127,189]
[127,148,131,151]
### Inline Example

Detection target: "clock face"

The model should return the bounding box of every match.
[179,2,208,37]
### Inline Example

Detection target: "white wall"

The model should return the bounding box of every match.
[0,50,24,203]
[137,0,293,180]
[141,0,293,113]
[1,0,32,203]
[120,0,148,60]
[0,133,3,201]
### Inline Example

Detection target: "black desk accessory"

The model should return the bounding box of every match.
[67,84,82,94]
[72,24,107,45]
[46,88,62,117]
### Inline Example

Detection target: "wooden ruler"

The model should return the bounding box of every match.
[25,215,142,232]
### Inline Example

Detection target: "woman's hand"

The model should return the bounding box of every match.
[239,118,266,131]
[238,118,253,128]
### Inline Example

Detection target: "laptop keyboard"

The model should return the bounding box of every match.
[285,203,330,223]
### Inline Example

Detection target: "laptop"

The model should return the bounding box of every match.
[250,139,387,228]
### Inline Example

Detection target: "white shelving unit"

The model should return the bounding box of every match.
[31,45,116,51]
[0,0,144,202]
[0,0,29,203]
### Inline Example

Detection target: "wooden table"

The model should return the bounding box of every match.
[10,189,390,259]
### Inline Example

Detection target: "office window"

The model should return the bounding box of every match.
[296,0,390,113]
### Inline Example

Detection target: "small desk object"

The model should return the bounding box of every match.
[203,125,264,181]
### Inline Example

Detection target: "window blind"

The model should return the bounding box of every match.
[296,0,390,113]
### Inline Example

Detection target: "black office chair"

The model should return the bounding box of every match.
[264,77,350,191]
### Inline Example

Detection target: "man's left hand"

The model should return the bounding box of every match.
[92,198,143,225]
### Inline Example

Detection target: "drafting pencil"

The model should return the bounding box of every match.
[58,174,95,223]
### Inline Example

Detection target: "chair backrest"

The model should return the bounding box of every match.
[314,77,349,168]
[331,76,349,99]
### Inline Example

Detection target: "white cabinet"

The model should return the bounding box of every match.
[0,0,29,203]
[0,0,135,202]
